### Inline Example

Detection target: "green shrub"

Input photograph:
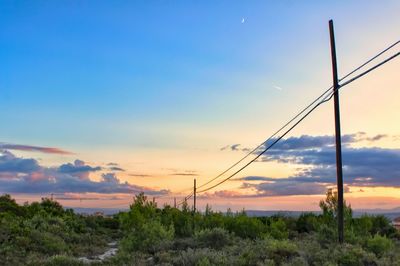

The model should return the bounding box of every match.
[0,194,25,217]
[226,214,264,239]
[365,234,393,257]
[376,248,400,265]
[264,238,300,264]
[296,234,335,265]
[282,256,308,266]
[269,219,289,240]
[172,237,197,250]
[106,251,148,266]
[296,213,319,233]
[173,248,229,266]
[352,215,373,236]
[197,257,212,266]
[120,219,174,253]
[335,244,377,266]
[0,195,118,264]
[195,227,233,249]
[44,255,84,266]
[200,208,225,229]
[317,224,337,246]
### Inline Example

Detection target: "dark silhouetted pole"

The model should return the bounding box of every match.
[193,179,197,231]
[193,179,196,213]
[329,19,344,244]
[174,197,176,208]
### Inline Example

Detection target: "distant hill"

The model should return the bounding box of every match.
[66,206,400,221]
[68,207,127,215]
[245,210,315,217]
[245,208,400,221]
[355,207,400,214]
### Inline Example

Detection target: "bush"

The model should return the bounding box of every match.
[226,214,264,239]
[44,255,84,266]
[317,224,337,246]
[353,215,373,236]
[269,219,289,240]
[195,228,233,249]
[120,219,174,253]
[0,195,118,265]
[282,256,308,266]
[335,244,377,266]
[173,248,229,266]
[296,234,333,265]
[370,215,397,238]
[365,234,393,257]
[297,213,319,233]
[106,251,148,266]
[0,194,25,217]
[172,237,197,250]
[264,238,300,264]
[39,233,68,255]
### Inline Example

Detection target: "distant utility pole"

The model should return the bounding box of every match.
[174,197,177,208]
[193,178,197,213]
[329,19,344,244]
[192,178,197,231]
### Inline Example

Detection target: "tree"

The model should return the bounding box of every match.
[296,212,319,233]
[205,204,212,216]
[181,199,190,213]
[269,218,289,240]
[319,188,352,223]
[0,194,25,216]
[129,192,157,219]
[39,198,65,216]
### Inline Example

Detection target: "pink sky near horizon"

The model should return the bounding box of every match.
[10,188,400,212]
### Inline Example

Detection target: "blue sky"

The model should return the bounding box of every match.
[1,1,399,210]
[2,1,398,147]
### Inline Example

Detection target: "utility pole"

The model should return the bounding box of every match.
[193,178,197,213]
[329,19,344,244]
[193,178,197,231]
[174,197,176,208]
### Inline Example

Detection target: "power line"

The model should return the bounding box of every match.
[338,40,399,82]
[197,92,334,193]
[196,49,399,194]
[197,87,333,189]
[340,51,399,87]
[194,39,399,193]
[176,192,193,207]
[147,182,194,202]
[173,39,399,204]
[169,40,400,206]
[103,39,399,208]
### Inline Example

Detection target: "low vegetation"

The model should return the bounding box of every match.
[0,194,119,265]
[1,190,399,265]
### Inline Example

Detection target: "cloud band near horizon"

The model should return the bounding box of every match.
[0,149,168,196]
[224,133,400,197]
